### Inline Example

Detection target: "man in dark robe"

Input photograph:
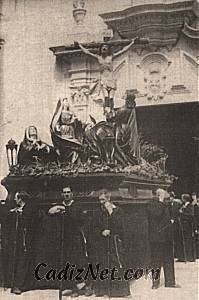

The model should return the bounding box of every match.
[165,192,182,259]
[89,189,130,297]
[1,191,38,294]
[38,186,90,297]
[176,194,196,262]
[147,189,180,289]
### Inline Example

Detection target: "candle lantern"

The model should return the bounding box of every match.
[6,139,18,168]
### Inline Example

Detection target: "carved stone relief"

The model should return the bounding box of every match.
[138,53,171,101]
[71,86,90,105]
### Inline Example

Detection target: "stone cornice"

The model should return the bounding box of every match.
[99,1,195,49]
[49,1,196,58]
[99,1,194,22]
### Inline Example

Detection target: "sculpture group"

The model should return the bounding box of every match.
[18,91,140,167]
[17,38,168,177]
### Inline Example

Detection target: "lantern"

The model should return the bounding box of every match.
[6,139,18,168]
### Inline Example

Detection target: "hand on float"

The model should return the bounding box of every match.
[10,206,24,214]
[102,229,111,237]
[48,205,65,215]
[171,219,174,224]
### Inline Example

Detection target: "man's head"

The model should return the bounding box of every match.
[99,43,111,56]
[62,186,73,203]
[98,189,111,206]
[181,193,191,204]
[156,188,166,202]
[14,191,30,207]
[191,192,197,202]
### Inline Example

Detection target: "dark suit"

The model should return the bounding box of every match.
[147,198,175,287]
[166,200,182,259]
[177,203,196,261]
[1,202,38,291]
[89,205,130,297]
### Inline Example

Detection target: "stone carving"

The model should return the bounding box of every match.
[18,126,57,164]
[182,0,199,40]
[138,53,171,101]
[73,0,85,9]
[73,0,87,25]
[50,98,83,163]
[71,86,90,105]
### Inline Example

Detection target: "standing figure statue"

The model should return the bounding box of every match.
[54,98,77,140]
[76,38,148,112]
[50,98,83,163]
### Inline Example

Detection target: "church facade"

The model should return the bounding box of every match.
[0,0,198,197]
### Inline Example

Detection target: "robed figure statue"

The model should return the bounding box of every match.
[84,91,140,166]
[18,126,56,165]
[50,98,83,163]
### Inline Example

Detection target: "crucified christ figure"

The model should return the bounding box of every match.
[76,37,148,112]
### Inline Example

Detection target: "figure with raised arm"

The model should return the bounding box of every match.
[76,38,145,112]
[50,98,83,163]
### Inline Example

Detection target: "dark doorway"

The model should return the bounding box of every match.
[137,102,199,196]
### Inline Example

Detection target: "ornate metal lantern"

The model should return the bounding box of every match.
[6,139,18,168]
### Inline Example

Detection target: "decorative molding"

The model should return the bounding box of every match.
[138,53,172,70]
[169,85,190,94]
[68,68,90,75]
[182,21,199,39]
[183,51,199,66]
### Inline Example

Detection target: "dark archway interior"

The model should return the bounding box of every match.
[137,102,199,196]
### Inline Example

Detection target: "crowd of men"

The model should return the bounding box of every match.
[0,187,198,297]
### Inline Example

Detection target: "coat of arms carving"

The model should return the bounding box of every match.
[138,53,171,101]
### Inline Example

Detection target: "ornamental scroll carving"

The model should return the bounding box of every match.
[71,86,90,105]
[73,0,85,9]
[138,53,171,101]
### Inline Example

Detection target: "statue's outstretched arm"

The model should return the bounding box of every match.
[76,41,99,60]
[113,37,138,58]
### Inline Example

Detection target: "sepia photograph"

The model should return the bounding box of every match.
[0,0,198,299]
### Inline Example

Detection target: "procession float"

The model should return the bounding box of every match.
[1,38,174,268]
